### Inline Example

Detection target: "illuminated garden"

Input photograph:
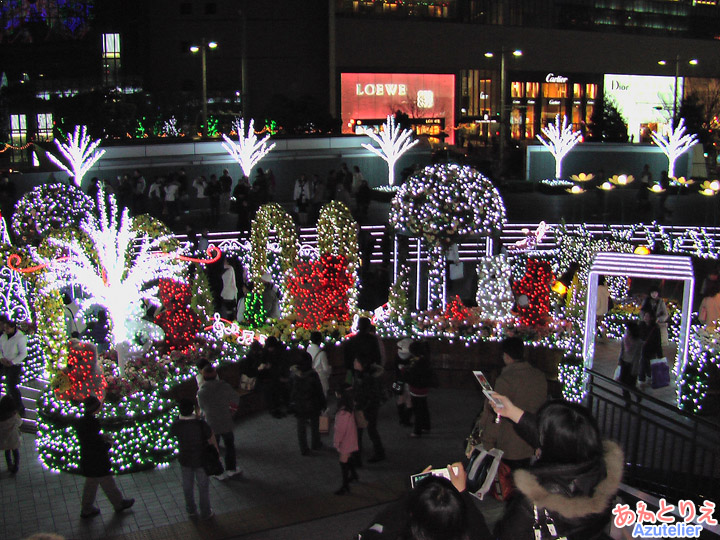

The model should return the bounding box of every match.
[0,115,719,479]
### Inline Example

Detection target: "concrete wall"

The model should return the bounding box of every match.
[526,143,695,181]
[19,136,431,203]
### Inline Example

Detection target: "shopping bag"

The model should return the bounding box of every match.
[650,358,670,389]
[613,365,622,382]
[465,447,504,500]
[319,414,330,434]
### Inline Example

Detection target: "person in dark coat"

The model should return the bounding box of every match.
[351,354,386,464]
[488,395,623,540]
[344,317,382,371]
[171,398,217,520]
[258,336,290,418]
[404,340,437,438]
[290,352,327,455]
[75,396,134,519]
[639,310,663,384]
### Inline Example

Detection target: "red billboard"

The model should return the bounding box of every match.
[341,73,455,144]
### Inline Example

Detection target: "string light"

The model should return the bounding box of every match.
[536,114,582,179]
[46,125,105,187]
[650,118,698,179]
[221,118,276,178]
[361,114,420,186]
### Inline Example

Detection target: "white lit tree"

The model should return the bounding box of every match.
[536,114,582,180]
[476,255,513,320]
[362,115,420,186]
[32,189,185,348]
[651,118,698,179]
[222,118,276,178]
[46,125,105,188]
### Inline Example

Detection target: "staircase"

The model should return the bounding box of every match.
[18,377,48,432]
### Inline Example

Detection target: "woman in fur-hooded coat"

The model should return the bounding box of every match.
[494,400,624,540]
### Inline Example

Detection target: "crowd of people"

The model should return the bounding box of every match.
[79,161,392,234]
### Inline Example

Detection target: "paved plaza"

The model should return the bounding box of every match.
[0,387,506,540]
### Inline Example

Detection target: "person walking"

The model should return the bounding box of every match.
[0,318,27,417]
[197,365,242,479]
[333,386,359,495]
[0,395,22,473]
[75,396,134,519]
[290,352,327,456]
[171,398,217,520]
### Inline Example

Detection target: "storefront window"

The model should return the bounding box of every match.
[526,82,539,98]
[511,108,522,138]
[543,82,568,98]
[461,70,492,117]
[572,102,582,127]
[573,83,583,98]
[586,84,597,99]
[525,106,536,139]
[511,81,524,98]
[585,103,594,123]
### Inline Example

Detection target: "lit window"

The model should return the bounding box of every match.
[10,114,27,163]
[37,113,53,141]
[102,33,121,87]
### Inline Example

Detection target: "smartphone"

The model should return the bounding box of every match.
[410,466,459,488]
[473,371,504,409]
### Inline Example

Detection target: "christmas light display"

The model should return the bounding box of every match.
[36,388,176,475]
[317,201,359,312]
[476,255,513,320]
[11,182,95,244]
[387,265,411,323]
[361,115,420,186]
[221,118,276,178]
[161,116,182,137]
[189,266,215,322]
[27,188,186,348]
[46,125,105,187]
[512,259,554,327]
[54,340,106,402]
[390,164,506,310]
[536,114,582,180]
[154,279,201,352]
[250,203,298,316]
[650,118,698,179]
[584,252,695,405]
[0,211,32,322]
[288,254,354,329]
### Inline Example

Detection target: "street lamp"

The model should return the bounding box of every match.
[190,39,218,138]
[658,56,698,122]
[485,48,522,176]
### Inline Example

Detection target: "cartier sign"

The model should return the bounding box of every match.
[545,73,568,83]
[356,83,407,96]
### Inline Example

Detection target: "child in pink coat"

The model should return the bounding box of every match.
[333,386,359,495]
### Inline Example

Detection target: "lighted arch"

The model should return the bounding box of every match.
[250,203,299,315]
[317,201,359,312]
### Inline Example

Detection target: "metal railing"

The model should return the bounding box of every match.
[586,369,720,501]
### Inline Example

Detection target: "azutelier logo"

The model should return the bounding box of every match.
[612,499,717,538]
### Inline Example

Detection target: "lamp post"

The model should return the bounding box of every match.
[485,48,522,176]
[190,39,218,138]
[658,55,698,122]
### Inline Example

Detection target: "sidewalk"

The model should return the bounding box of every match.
[0,387,502,540]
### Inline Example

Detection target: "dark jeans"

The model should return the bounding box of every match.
[2,365,23,414]
[411,395,430,435]
[360,406,384,458]
[296,414,321,453]
[219,431,236,471]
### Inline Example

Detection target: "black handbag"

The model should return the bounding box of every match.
[198,422,224,476]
